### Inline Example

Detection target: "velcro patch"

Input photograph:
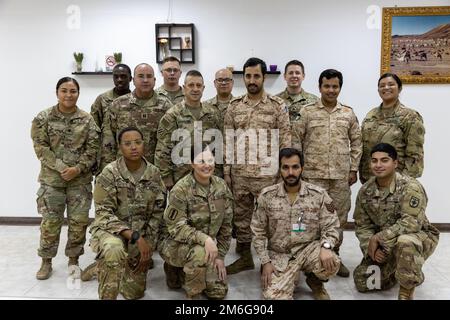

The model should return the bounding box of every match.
[409,196,420,208]
[325,202,336,213]
[167,207,179,221]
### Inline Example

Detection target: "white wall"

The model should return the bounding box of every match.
[1,0,449,221]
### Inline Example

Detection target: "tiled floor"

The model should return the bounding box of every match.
[0,226,448,300]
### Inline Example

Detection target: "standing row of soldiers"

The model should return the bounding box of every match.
[31,55,437,300]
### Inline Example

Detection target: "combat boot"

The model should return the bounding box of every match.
[164,262,182,289]
[36,258,52,280]
[398,286,415,300]
[81,262,98,281]
[306,273,330,300]
[68,257,79,266]
[226,243,254,275]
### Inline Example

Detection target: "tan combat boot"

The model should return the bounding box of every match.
[36,258,52,280]
[398,286,415,300]
[306,273,330,300]
[226,243,255,275]
[81,261,98,281]
[164,262,182,289]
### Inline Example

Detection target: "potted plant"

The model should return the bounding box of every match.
[73,52,84,72]
[113,52,122,64]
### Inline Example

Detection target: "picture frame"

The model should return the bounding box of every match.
[380,6,450,84]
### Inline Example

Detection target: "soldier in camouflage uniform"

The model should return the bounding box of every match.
[31,77,100,280]
[353,143,439,300]
[155,70,221,190]
[100,63,172,171]
[224,58,291,275]
[155,56,184,105]
[159,147,233,299]
[276,60,319,127]
[359,73,425,183]
[251,148,340,300]
[88,127,166,299]
[292,69,362,277]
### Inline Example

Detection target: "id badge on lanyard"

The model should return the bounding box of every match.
[292,211,306,232]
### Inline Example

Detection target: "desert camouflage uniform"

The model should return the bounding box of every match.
[224,93,291,244]
[276,88,319,125]
[89,157,166,299]
[293,100,362,247]
[31,105,100,259]
[159,173,233,298]
[359,101,425,182]
[353,172,439,292]
[155,102,221,187]
[155,85,184,105]
[100,91,172,171]
[251,181,340,299]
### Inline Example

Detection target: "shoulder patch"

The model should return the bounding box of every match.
[409,196,420,208]
[167,207,179,221]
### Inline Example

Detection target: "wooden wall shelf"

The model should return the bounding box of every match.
[155,23,195,64]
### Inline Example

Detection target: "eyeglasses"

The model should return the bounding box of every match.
[163,68,181,74]
[215,78,233,84]
[121,139,144,147]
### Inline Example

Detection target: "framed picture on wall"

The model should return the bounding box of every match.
[381,6,450,84]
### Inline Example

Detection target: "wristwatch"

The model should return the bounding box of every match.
[130,231,140,244]
[322,242,332,250]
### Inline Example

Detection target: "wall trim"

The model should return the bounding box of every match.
[0,217,449,232]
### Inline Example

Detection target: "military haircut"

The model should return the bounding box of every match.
[243,57,267,76]
[319,69,343,88]
[133,63,152,75]
[113,63,132,76]
[162,56,181,65]
[185,69,203,80]
[117,126,144,144]
[370,143,398,160]
[378,72,402,90]
[279,147,304,168]
[284,59,305,74]
[56,77,79,92]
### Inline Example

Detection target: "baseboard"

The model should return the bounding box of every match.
[1,217,449,232]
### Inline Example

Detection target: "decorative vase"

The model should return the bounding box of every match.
[76,62,82,72]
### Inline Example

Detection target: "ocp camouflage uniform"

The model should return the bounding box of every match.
[89,157,166,299]
[224,93,291,245]
[353,172,439,292]
[31,105,100,259]
[359,101,425,182]
[293,100,362,248]
[251,181,340,299]
[159,173,233,299]
[100,91,172,171]
[155,101,222,187]
[276,88,319,126]
[155,85,184,105]
[90,89,121,130]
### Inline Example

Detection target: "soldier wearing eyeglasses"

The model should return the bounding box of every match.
[204,68,234,129]
[155,56,185,105]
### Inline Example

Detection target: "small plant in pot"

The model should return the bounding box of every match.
[73,52,84,72]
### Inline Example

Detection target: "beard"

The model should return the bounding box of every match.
[282,174,301,187]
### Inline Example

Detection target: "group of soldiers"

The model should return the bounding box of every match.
[30,55,438,300]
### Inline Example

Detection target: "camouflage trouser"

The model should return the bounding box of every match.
[232,175,277,244]
[160,240,228,299]
[36,183,92,258]
[303,178,350,249]
[90,230,149,300]
[353,231,439,292]
[264,241,340,300]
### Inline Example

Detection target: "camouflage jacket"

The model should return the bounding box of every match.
[155,85,184,105]
[251,180,340,272]
[154,102,221,187]
[276,88,319,124]
[293,100,362,179]
[163,173,233,259]
[31,105,100,187]
[90,157,166,250]
[223,92,291,178]
[101,91,172,170]
[90,89,122,130]
[203,95,233,131]
[359,101,425,182]
[353,172,439,258]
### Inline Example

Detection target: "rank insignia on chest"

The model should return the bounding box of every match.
[409,196,420,208]
[167,207,179,220]
[141,113,148,119]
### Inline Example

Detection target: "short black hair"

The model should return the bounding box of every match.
[370,143,398,160]
[284,60,305,74]
[243,57,267,76]
[56,77,79,92]
[185,69,203,79]
[279,148,304,168]
[319,69,343,88]
[117,127,144,143]
[378,72,402,90]
[190,143,215,163]
[113,63,132,76]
